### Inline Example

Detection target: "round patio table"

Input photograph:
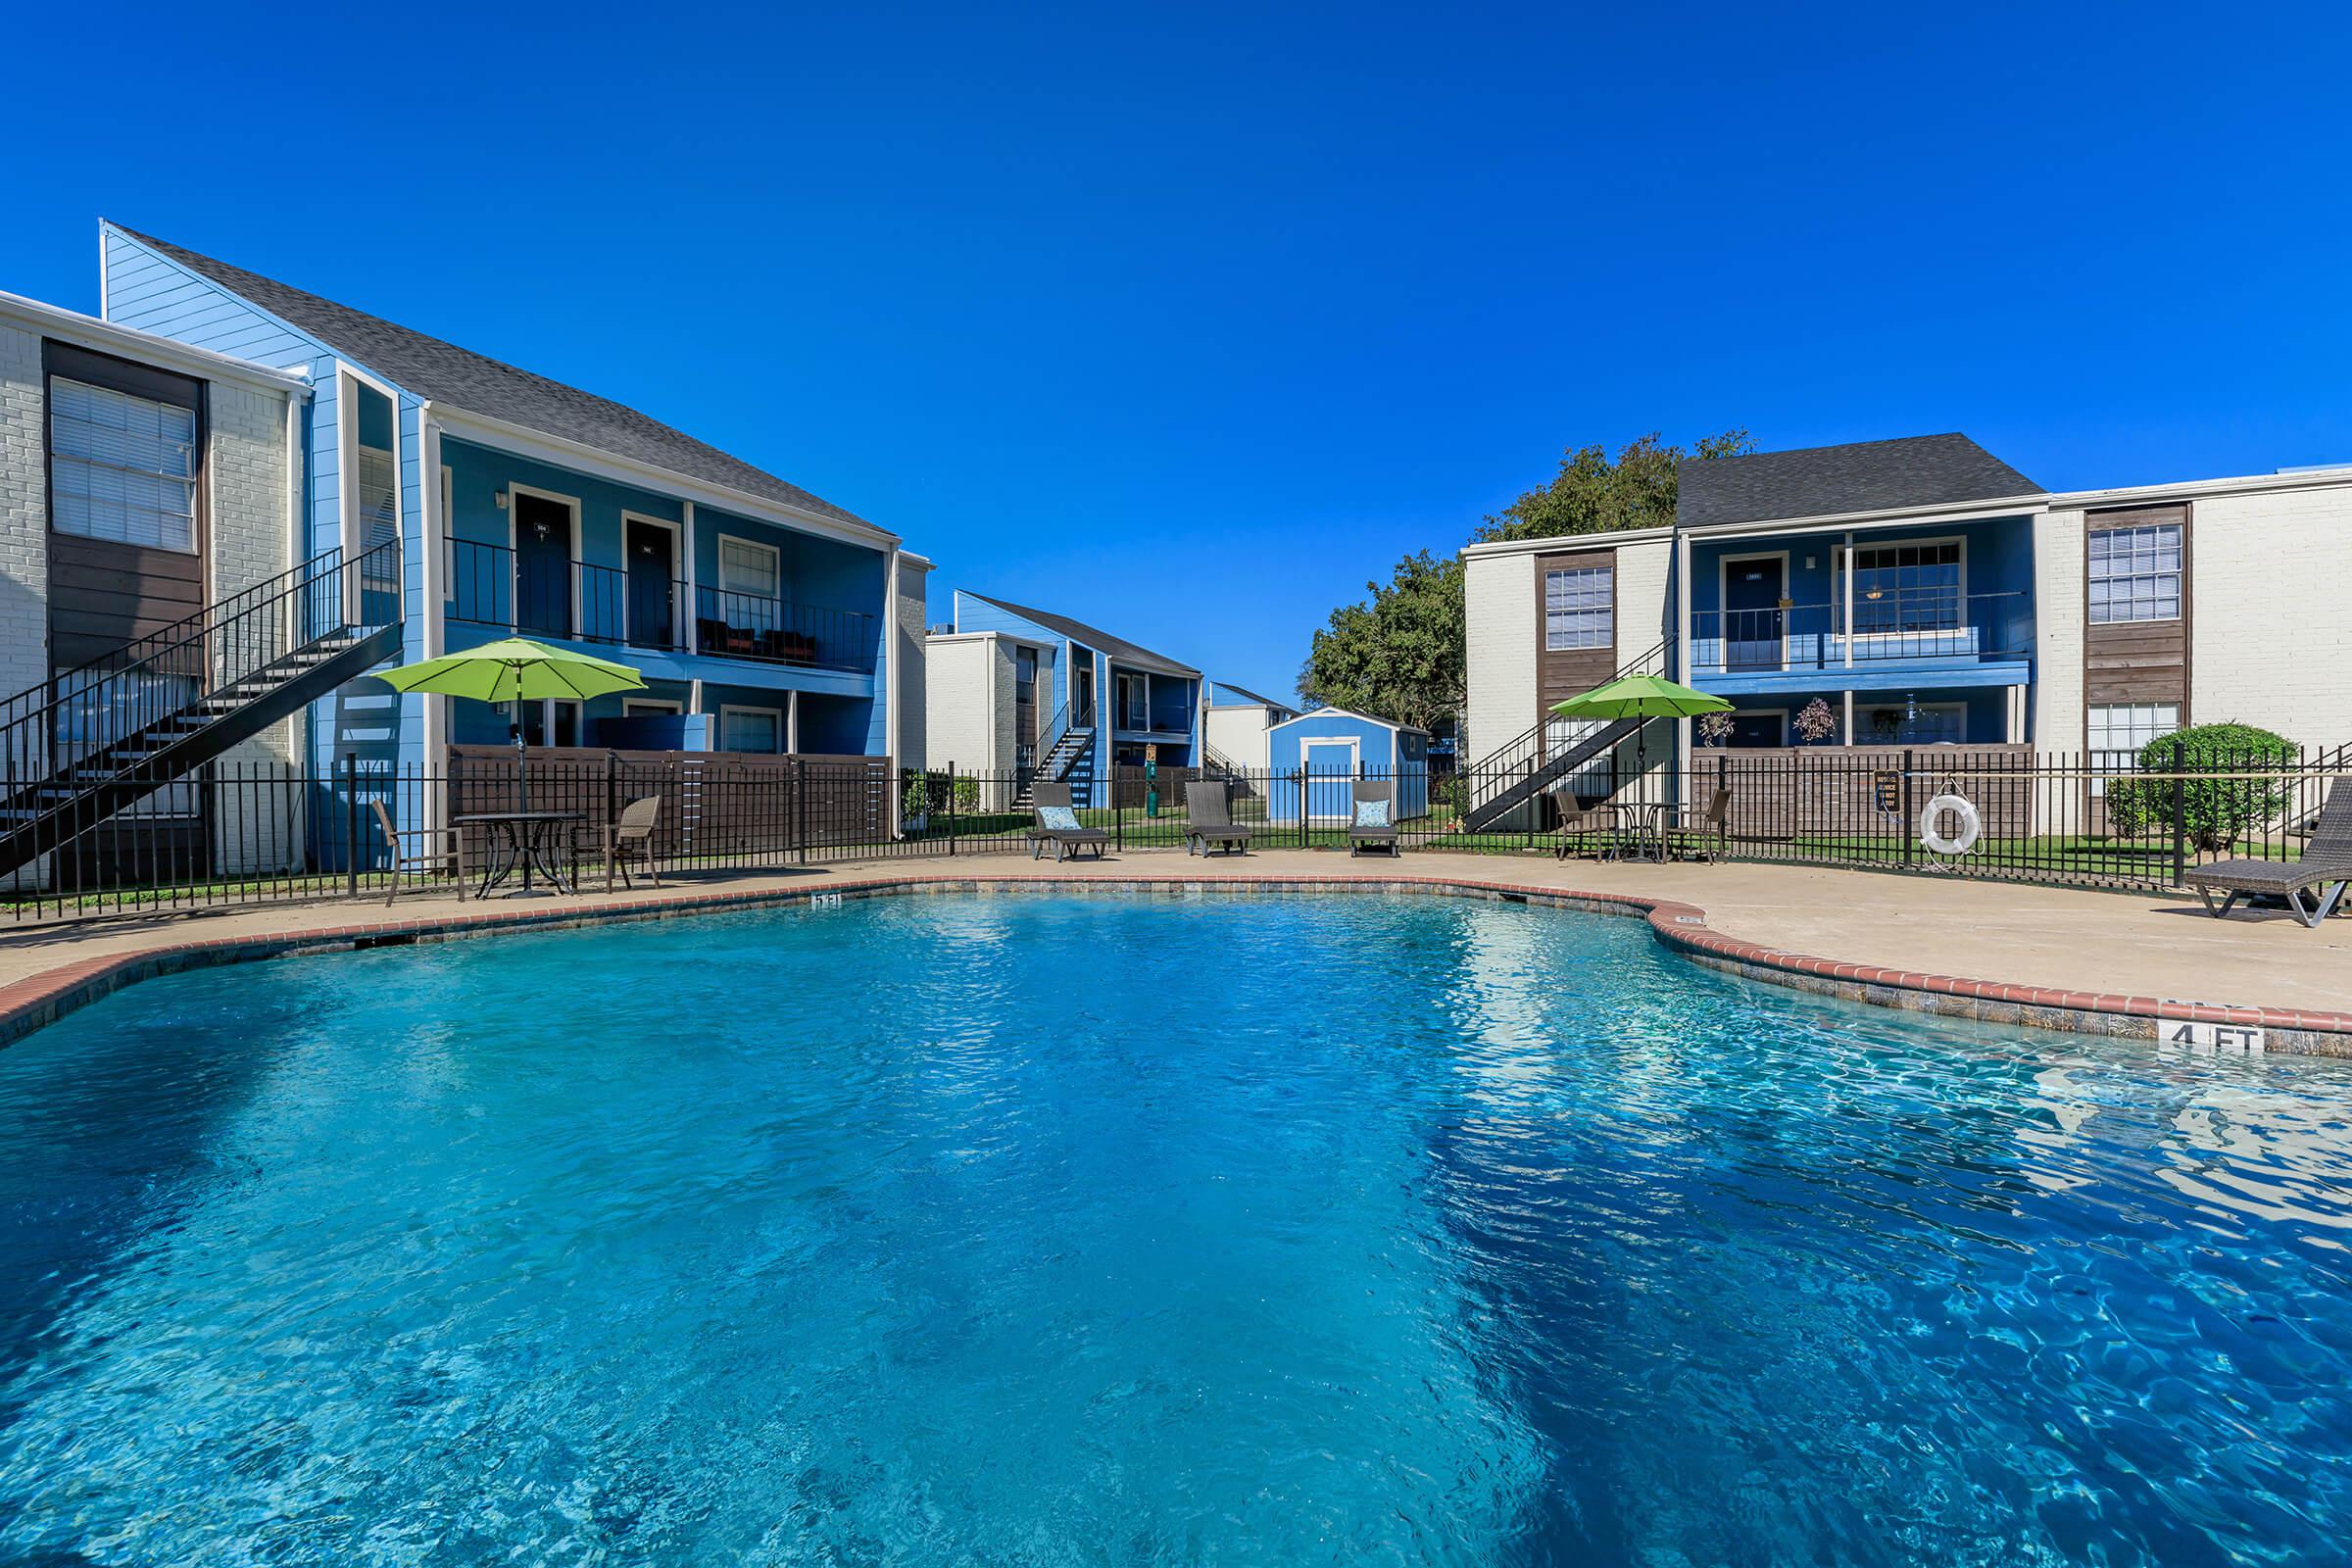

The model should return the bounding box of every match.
[455,810,584,899]
[1603,801,1666,863]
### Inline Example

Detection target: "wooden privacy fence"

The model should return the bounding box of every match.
[447,747,892,859]
[1110,764,1201,808]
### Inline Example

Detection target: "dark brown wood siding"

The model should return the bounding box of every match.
[42,340,209,671]
[1534,547,1619,729]
[2082,504,2190,715]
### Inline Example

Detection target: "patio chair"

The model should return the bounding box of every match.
[368,800,465,906]
[2182,778,2352,928]
[1026,781,1110,861]
[1546,786,1611,860]
[1661,787,1733,863]
[1184,779,1254,857]
[595,795,663,892]
[1348,780,1400,858]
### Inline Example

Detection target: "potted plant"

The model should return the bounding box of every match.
[1793,698,1838,746]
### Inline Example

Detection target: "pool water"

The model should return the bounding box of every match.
[2,894,2349,1566]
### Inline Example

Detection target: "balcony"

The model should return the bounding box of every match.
[1690,590,2033,681]
[446,540,873,673]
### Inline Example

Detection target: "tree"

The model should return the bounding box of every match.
[1471,429,1752,545]
[1298,551,1464,741]
[1298,430,1753,753]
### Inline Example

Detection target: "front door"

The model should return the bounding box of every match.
[1724,557,1785,672]
[1302,738,1358,823]
[1074,662,1097,727]
[624,519,676,649]
[1727,711,1784,748]
[514,492,574,639]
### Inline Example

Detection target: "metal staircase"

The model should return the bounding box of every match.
[1013,698,1097,807]
[0,541,402,879]
[1457,638,1671,833]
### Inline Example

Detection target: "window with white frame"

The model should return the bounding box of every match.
[48,377,199,551]
[2087,524,2181,623]
[1544,566,1612,651]
[2087,701,2180,795]
[1860,702,1966,746]
[720,707,782,754]
[718,537,780,599]
[1839,542,1961,634]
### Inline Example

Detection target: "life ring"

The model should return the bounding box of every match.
[1920,792,1982,857]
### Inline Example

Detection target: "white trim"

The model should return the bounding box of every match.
[1715,549,1792,671]
[2083,514,2184,627]
[1267,706,1425,738]
[787,688,801,755]
[419,412,449,836]
[1540,559,1616,654]
[430,401,897,550]
[507,481,584,635]
[716,703,786,755]
[1674,529,1692,766]
[714,530,781,599]
[618,509,682,646]
[885,545,902,818]
[681,500,698,654]
[623,697,683,716]
[1300,737,1361,823]
[1460,522,1677,560]
[1677,493,2050,541]
[0,287,312,395]
[2055,466,2352,511]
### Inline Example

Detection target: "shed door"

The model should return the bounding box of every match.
[1301,737,1359,823]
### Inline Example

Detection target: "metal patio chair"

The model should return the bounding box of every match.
[368,800,465,906]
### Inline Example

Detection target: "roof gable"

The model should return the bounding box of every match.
[112,226,880,535]
[1677,434,2041,528]
[963,593,1198,677]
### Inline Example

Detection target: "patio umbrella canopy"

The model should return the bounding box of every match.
[379,638,648,808]
[1548,672,1733,721]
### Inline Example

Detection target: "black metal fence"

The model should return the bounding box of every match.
[5,745,2345,924]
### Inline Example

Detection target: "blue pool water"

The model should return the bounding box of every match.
[2,894,2350,1565]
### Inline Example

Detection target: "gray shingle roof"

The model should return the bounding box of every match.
[1209,681,1294,710]
[965,594,1199,677]
[117,227,881,535]
[1676,434,2042,528]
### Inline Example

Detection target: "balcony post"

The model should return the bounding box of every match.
[681,500,699,655]
[1842,531,1854,669]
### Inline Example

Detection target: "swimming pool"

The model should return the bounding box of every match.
[1,891,2347,1564]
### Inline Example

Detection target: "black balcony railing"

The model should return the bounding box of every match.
[693,586,873,673]
[445,539,685,657]
[1690,591,2033,676]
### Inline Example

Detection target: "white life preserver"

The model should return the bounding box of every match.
[1920,792,1982,857]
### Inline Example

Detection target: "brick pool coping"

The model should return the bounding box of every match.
[2,866,2347,1057]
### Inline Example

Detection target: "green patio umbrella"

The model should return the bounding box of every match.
[380,638,647,809]
[1548,672,1733,775]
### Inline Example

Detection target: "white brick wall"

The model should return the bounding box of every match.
[2189,483,2352,748]
[926,632,1017,808]
[1464,550,1535,760]
[0,323,49,700]
[2032,509,2085,759]
[206,381,302,871]
[1614,537,1673,661]
[1204,704,1276,771]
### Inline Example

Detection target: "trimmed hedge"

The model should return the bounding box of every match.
[2102,721,2297,850]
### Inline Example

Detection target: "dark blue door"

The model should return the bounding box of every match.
[1725,558,1784,672]
[514,493,573,639]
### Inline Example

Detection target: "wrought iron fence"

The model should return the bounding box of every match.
[4,744,2345,925]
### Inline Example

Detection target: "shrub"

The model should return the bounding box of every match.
[2101,722,2296,849]
[953,776,981,813]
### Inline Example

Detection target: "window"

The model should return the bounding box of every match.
[2088,701,2180,796]
[1839,542,1961,634]
[1014,646,1037,705]
[623,698,683,717]
[1861,703,1966,746]
[2088,524,2181,623]
[720,707,782,754]
[1544,566,1612,651]
[718,536,780,599]
[49,377,198,551]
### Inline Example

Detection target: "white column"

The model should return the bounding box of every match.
[1843,689,1854,747]
[1841,530,1854,670]
[1674,530,1693,768]
[682,500,699,655]
[419,413,449,830]
[884,547,903,836]
[787,688,800,754]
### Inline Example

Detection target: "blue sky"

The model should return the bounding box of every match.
[6,4,2349,703]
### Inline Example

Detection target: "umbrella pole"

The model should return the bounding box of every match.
[508,664,530,814]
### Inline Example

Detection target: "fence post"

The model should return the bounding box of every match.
[1114,776,1124,854]
[1900,749,1915,867]
[344,750,360,898]
[2170,737,2186,886]
[947,762,958,857]
[1524,754,1537,852]
[797,756,809,865]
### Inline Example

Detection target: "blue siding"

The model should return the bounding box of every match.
[1265,711,1428,823]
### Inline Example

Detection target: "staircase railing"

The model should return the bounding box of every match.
[0,539,402,803]
[1462,637,1672,784]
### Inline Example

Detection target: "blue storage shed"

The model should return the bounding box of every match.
[1266,709,1431,825]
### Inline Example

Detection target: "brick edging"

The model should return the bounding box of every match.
[1,868,2346,1056]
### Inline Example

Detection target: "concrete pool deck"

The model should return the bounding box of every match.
[1,851,2347,1054]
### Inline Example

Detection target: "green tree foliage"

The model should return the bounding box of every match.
[1298,550,1464,739]
[1299,430,1752,751]
[1471,429,1752,544]
[2101,721,2298,850]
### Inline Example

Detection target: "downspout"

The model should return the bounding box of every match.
[885,546,902,833]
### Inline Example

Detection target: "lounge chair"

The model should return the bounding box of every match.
[1184,779,1254,856]
[1661,787,1733,863]
[596,795,662,892]
[1026,781,1110,861]
[2183,778,2352,928]
[1546,786,1611,860]
[1348,780,1400,858]
[368,800,465,906]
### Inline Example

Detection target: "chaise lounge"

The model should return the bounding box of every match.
[1026,781,1111,861]
[1184,780,1254,856]
[1348,780,1400,858]
[2182,778,2352,928]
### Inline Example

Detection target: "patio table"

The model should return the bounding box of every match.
[455,810,584,899]
[1603,801,1666,863]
